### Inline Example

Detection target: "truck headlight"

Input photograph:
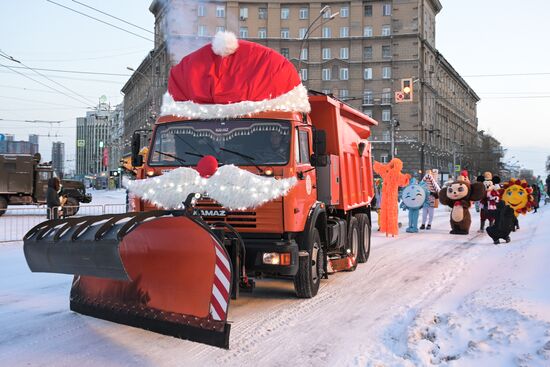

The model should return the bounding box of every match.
[262,252,291,266]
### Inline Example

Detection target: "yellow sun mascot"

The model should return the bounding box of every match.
[499,178,536,216]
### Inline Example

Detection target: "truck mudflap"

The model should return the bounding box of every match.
[23,210,233,349]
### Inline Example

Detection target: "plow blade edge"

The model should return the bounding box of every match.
[23,211,233,348]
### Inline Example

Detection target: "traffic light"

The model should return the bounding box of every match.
[110,170,119,177]
[401,78,413,102]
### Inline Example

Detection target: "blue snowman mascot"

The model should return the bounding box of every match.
[400,179,429,233]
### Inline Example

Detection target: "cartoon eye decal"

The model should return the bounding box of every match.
[458,187,464,192]
[448,188,453,193]
[518,191,523,195]
[508,191,512,196]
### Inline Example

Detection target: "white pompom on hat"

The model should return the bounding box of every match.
[211,31,239,57]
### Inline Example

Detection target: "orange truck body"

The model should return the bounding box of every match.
[132,93,377,279]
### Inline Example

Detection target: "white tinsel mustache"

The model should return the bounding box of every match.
[124,165,297,210]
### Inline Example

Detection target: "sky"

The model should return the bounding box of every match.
[1,0,549,177]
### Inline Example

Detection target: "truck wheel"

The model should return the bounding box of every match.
[355,213,371,264]
[64,197,80,217]
[294,228,323,298]
[346,217,359,271]
[0,196,7,217]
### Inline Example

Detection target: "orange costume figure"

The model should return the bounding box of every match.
[373,158,411,236]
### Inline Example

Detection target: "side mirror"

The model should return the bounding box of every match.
[131,133,143,167]
[313,129,327,156]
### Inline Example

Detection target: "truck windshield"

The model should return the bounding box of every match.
[149,120,291,166]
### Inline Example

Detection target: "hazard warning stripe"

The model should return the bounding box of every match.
[210,237,231,321]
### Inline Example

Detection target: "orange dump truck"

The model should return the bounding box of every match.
[23,33,377,349]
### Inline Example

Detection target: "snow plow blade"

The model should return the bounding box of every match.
[23,211,233,349]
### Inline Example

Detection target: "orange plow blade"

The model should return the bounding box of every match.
[23,211,233,348]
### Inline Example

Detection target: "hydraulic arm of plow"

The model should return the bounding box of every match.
[23,194,247,349]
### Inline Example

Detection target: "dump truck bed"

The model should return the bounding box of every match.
[0,154,34,194]
[308,95,377,212]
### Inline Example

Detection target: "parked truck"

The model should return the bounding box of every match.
[0,154,91,216]
[23,33,377,348]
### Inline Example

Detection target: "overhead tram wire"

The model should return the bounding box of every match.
[0,69,126,84]
[0,63,92,108]
[46,0,153,42]
[3,65,131,77]
[71,0,154,34]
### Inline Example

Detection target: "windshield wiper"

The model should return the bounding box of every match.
[155,150,186,164]
[219,148,264,174]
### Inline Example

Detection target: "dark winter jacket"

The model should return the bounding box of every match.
[46,178,61,208]
[486,201,515,240]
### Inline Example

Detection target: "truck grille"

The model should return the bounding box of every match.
[195,200,257,228]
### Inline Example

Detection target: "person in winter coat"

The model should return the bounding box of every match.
[486,201,516,245]
[46,177,62,219]
[420,169,441,230]
[532,184,541,213]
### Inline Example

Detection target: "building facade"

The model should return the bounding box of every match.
[28,134,39,151]
[108,104,125,171]
[0,135,39,155]
[123,0,490,178]
[76,104,112,178]
[51,141,65,177]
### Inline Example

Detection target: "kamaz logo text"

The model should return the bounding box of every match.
[193,209,227,217]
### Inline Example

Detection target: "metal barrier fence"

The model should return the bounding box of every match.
[0,204,127,243]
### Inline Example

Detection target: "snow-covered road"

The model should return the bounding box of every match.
[1,195,549,367]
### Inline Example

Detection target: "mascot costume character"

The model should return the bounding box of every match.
[400,179,429,233]
[373,158,410,237]
[477,172,501,232]
[439,170,485,235]
[486,178,535,244]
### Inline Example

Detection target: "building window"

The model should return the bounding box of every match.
[300,68,308,81]
[364,5,372,17]
[383,4,391,16]
[258,27,267,38]
[281,7,289,19]
[300,48,308,60]
[363,109,373,117]
[339,68,349,80]
[340,27,349,38]
[339,47,349,59]
[339,89,349,98]
[299,7,309,19]
[382,45,391,58]
[258,7,267,19]
[239,7,248,20]
[322,48,331,60]
[382,88,392,104]
[198,4,205,17]
[364,26,373,37]
[299,27,307,39]
[363,90,373,105]
[322,68,331,81]
[239,27,248,38]
[198,25,207,36]
[322,27,331,38]
[216,5,225,18]
[364,68,373,80]
[216,26,225,33]
[382,109,391,122]
[281,28,290,39]
[323,8,331,19]
[322,89,331,94]
[364,46,373,59]
[382,25,391,36]
[340,6,349,17]
[382,66,391,79]
[281,48,289,58]
[380,153,389,163]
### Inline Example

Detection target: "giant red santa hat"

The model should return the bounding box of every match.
[160,31,311,119]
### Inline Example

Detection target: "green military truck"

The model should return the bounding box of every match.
[0,154,91,216]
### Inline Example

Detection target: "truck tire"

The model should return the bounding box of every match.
[294,228,323,298]
[63,197,80,217]
[355,213,371,264]
[0,196,7,217]
[346,217,359,271]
